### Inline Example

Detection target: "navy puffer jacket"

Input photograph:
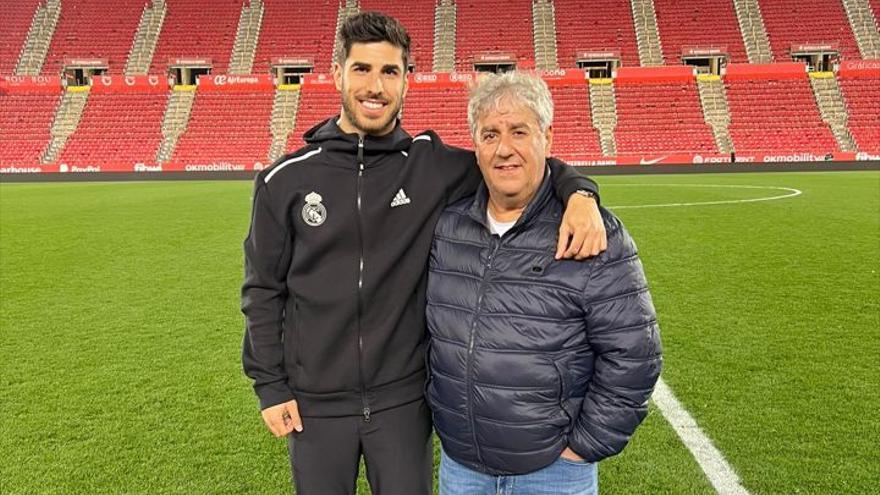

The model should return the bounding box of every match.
[425,166,662,475]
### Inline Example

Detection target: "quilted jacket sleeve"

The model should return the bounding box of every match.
[568,210,662,462]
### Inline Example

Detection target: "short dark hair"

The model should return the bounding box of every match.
[335,11,411,69]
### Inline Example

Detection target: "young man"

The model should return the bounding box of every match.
[426,71,661,495]
[241,12,606,495]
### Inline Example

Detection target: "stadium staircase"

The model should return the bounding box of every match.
[838,73,879,151]
[432,0,456,72]
[588,79,618,156]
[758,0,861,61]
[809,72,857,152]
[696,75,734,154]
[156,87,195,162]
[630,0,664,66]
[268,86,300,163]
[16,0,61,76]
[125,0,167,76]
[42,87,89,164]
[842,0,880,59]
[532,0,558,70]
[229,0,264,74]
[732,0,773,63]
[654,0,749,64]
[553,0,640,68]
[334,0,361,65]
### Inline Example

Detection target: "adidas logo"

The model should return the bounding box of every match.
[390,188,412,207]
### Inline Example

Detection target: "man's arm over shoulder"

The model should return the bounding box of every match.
[241,174,295,410]
[568,211,662,462]
[547,157,600,204]
[410,131,482,203]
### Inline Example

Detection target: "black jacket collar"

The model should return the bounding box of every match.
[303,116,412,167]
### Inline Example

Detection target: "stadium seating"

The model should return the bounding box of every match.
[757,0,861,61]
[58,93,165,166]
[0,0,41,74]
[0,93,59,166]
[872,0,880,21]
[171,90,274,165]
[401,86,472,148]
[455,0,535,70]
[149,0,243,75]
[554,0,641,68]
[614,80,717,155]
[839,75,880,152]
[726,76,838,153]
[42,0,146,75]
[286,88,338,152]
[547,84,603,161]
[360,0,435,72]
[252,0,339,74]
[654,0,749,64]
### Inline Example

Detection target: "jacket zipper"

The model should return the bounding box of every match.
[465,237,501,464]
[356,135,370,422]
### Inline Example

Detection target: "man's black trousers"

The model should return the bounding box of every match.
[287,398,432,494]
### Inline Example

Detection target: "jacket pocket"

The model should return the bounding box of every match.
[552,359,573,426]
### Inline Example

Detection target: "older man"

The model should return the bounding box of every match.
[425,72,663,494]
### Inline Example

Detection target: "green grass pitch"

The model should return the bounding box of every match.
[1,171,877,494]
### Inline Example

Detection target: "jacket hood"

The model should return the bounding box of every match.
[303,116,413,157]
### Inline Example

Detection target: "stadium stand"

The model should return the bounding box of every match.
[757,0,862,61]
[252,0,339,74]
[872,0,880,21]
[614,78,718,155]
[553,0,641,68]
[454,0,535,70]
[653,0,749,64]
[171,90,274,165]
[360,0,436,72]
[0,93,60,166]
[286,87,338,152]
[548,84,603,161]
[42,0,146,75]
[726,68,838,153]
[0,0,42,74]
[401,85,472,148]
[58,92,165,166]
[149,0,243,75]
[838,74,880,152]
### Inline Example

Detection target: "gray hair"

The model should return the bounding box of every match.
[467,71,554,138]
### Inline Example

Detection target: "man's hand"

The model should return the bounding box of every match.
[261,399,303,437]
[560,446,585,462]
[556,194,606,260]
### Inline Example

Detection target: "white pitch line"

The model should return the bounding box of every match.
[604,184,802,209]
[653,377,752,495]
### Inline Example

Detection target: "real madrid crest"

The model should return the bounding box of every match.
[302,191,327,227]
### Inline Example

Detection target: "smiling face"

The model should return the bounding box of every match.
[333,41,407,137]
[474,95,553,214]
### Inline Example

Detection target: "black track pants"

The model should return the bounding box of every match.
[287,399,433,495]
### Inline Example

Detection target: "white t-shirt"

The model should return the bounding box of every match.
[487,209,517,237]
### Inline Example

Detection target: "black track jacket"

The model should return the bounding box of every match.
[241,117,600,419]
